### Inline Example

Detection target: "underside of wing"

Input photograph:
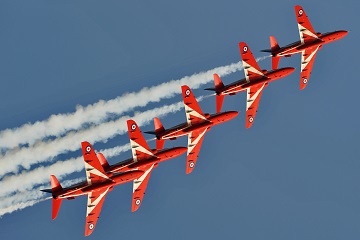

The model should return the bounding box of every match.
[85,187,111,236]
[246,83,266,128]
[295,5,319,44]
[82,142,111,185]
[182,85,208,125]
[132,164,155,212]
[186,128,208,174]
[127,120,157,162]
[239,42,266,82]
[300,46,319,90]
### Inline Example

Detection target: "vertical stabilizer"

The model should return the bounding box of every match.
[270,36,281,69]
[154,117,165,150]
[213,74,225,113]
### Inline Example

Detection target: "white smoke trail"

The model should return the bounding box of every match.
[0,178,82,217]
[0,143,139,207]
[0,96,200,196]
[0,60,256,151]
[0,56,270,216]
[0,102,184,177]
[0,199,47,217]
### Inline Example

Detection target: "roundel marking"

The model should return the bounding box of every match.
[248,116,254,123]
[86,146,91,153]
[243,46,248,53]
[135,199,141,205]
[298,9,303,15]
[131,124,137,130]
[303,78,308,84]
[189,161,195,168]
[185,89,191,96]
[88,223,94,230]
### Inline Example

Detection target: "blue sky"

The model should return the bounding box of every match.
[0,1,359,239]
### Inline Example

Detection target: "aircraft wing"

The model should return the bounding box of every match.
[82,142,111,185]
[239,42,266,82]
[132,163,156,212]
[182,85,208,125]
[186,127,208,174]
[299,46,320,90]
[85,187,111,236]
[246,83,266,128]
[295,5,319,44]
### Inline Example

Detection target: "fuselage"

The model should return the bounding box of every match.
[107,147,187,173]
[274,30,348,57]
[53,170,144,199]
[156,111,238,140]
[217,67,295,96]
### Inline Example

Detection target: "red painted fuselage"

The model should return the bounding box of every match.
[105,147,187,173]
[155,111,238,141]
[53,170,144,200]
[273,30,348,58]
[217,67,295,96]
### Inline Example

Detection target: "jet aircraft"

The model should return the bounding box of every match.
[205,42,294,128]
[145,85,238,174]
[261,5,348,90]
[41,142,143,236]
[42,120,186,236]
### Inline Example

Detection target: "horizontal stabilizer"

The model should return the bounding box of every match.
[52,198,62,220]
[204,87,216,91]
[144,131,156,135]
[260,49,272,53]
[40,189,52,193]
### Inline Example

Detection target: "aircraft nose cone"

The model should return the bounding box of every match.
[339,30,349,37]
[283,67,296,76]
[227,111,239,119]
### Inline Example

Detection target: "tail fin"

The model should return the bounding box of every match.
[213,73,224,90]
[213,74,225,113]
[181,85,207,125]
[50,175,63,220]
[97,152,110,169]
[154,118,165,150]
[270,36,281,69]
[270,36,280,52]
[50,175,62,192]
[127,120,156,162]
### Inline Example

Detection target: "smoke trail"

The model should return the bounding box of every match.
[0,59,257,151]
[0,101,184,177]
[0,178,82,217]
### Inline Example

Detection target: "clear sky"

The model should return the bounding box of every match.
[0,1,359,239]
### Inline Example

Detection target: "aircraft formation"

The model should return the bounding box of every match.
[41,5,347,236]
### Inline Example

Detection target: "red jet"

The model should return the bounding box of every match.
[42,120,186,236]
[205,42,295,128]
[261,5,348,90]
[145,85,238,174]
